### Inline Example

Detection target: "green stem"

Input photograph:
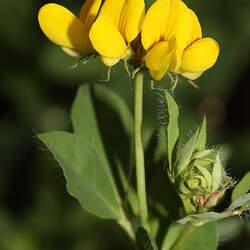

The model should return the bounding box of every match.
[170,223,195,250]
[134,71,149,229]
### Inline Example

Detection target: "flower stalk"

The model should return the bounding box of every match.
[134,71,149,229]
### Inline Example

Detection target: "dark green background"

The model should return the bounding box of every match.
[0,0,249,249]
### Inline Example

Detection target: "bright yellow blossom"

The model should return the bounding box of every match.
[89,0,145,66]
[38,0,218,80]
[38,0,102,57]
[141,0,219,81]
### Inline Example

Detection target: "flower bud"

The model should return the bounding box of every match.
[165,91,233,215]
[172,148,233,214]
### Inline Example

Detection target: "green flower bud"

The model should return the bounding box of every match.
[171,148,233,214]
[165,92,233,215]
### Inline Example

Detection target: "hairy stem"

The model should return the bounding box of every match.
[134,71,149,229]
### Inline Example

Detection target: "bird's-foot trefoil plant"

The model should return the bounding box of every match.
[37,0,250,249]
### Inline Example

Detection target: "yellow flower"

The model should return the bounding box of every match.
[141,0,219,81]
[89,0,145,66]
[38,0,102,57]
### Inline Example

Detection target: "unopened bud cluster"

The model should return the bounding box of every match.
[172,148,233,214]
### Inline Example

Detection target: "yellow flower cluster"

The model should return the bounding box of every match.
[38,0,219,81]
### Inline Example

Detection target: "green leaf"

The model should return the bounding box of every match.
[70,84,123,217]
[182,223,218,250]
[192,150,213,160]
[195,117,207,151]
[177,212,227,225]
[162,223,218,250]
[136,227,158,250]
[175,129,199,177]
[90,84,137,216]
[38,132,121,219]
[161,224,184,250]
[228,193,250,211]
[116,159,139,216]
[165,91,179,170]
[71,85,106,159]
[231,171,250,202]
[72,83,133,160]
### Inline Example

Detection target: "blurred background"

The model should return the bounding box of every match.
[0,0,249,249]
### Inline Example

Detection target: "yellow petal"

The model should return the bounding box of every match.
[145,40,176,71]
[169,1,193,71]
[163,0,184,41]
[141,0,171,50]
[99,0,126,27]
[89,15,127,58]
[38,3,92,54]
[181,72,203,80]
[79,0,102,31]
[61,47,82,57]
[101,57,121,66]
[149,68,168,81]
[175,3,193,50]
[189,9,202,45]
[118,0,145,43]
[180,38,219,73]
